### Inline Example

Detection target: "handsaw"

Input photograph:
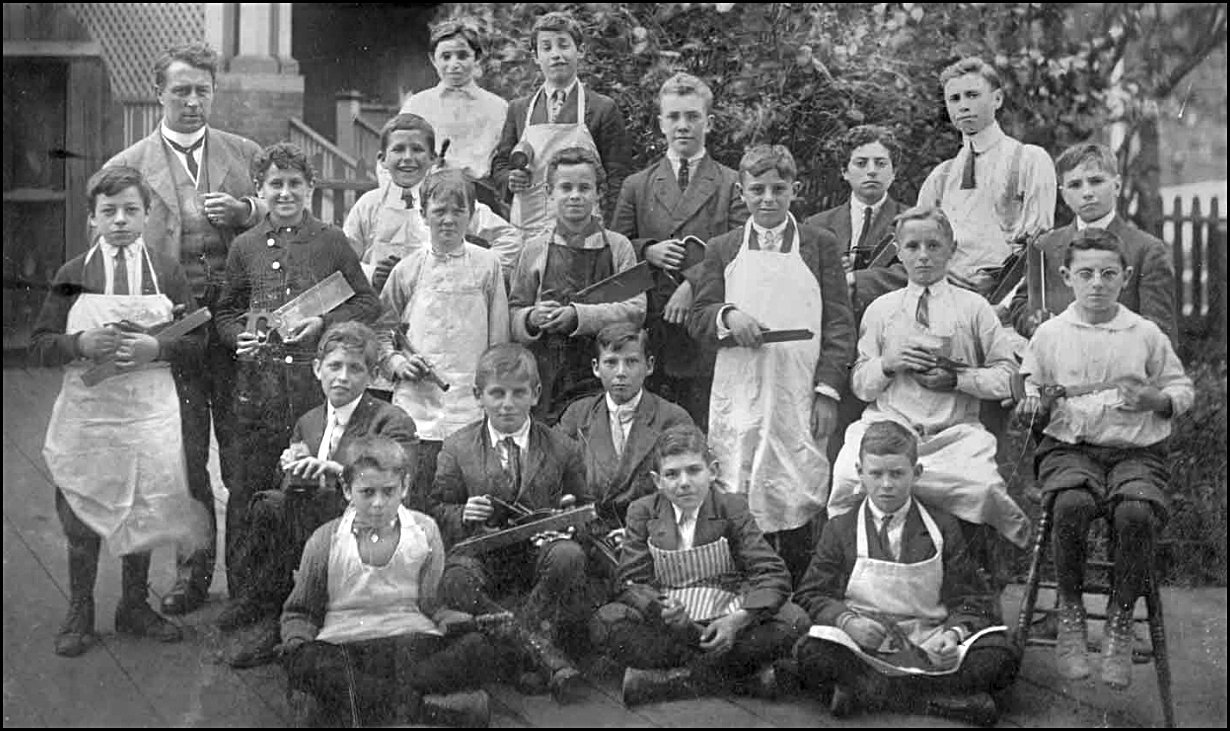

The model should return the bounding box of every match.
[1026,237,1046,313]
[570,261,655,305]
[266,270,355,339]
[82,307,212,387]
[718,327,814,347]
[862,233,898,270]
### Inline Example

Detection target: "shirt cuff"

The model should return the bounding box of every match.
[955,370,977,395]
[814,384,840,401]
[715,305,735,339]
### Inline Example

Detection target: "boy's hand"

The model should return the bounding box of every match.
[699,610,750,655]
[279,441,312,471]
[236,330,263,357]
[1020,308,1052,339]
[391,354,430,382]
[508,169,531,193]
[914,366,958,392]
[115,332,160,368]
[284,316,324,345]
[1117,380,1171,413]
[645,239,686,270]
[811,394,838,440]
[1014,394,1045,427]
[843,616,887,650]
[77,327,118,360]
[882,342,936,374]
[462,495,494,524]
[372,255,401,293]
[663,280,693,325]
[202,192,248,228]
[933,629,962,661]
[723,309,764,348]
[542,305,578,335]
[528,300,561,330]
[659,597,692,631]
[288,457,342,480]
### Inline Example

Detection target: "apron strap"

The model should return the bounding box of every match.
[523,82,587,129]
[81,242,162,296]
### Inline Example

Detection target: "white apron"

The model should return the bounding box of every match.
[808,501,1007,676]
[42,246,202,556]
[391,248,489,441]
[317,505,441,644]
[648,536,744,623]
[708,217,829,533]
[509,83,600,241]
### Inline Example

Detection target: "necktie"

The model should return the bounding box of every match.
[879,513,895,561]
[611,405,635,455]
[759,228,779,252]
[960,144,977,190]
[678,512,694,551]
[166,136,203,180]
[113,247,130,295]
[916,286,931,329]
[677,158,690,192]
[502,436,522,497]
[854,204,874,254]
[327,413,344,460]
[401,187,416,210]
[549,89,566,123]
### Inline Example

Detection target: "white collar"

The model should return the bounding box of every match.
[666,149,706,166]
[1076,210,1116,231]
[1057,302,1139,331]
[161,121,206,148]
[751,217,789,239]
[543,78,579,99]
[906,278,952,298]
[98,237,145,267]
[851,193,888,216]
[865,496,913,525]
[383,180,424,208]
[438,80,480,98]
[966,120,1006,154]
[605,389,643,416]
[326,394,363,428]
[487,415,532,449]
[670,499,700,526]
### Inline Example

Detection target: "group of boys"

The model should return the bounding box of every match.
[35,7,1195,729]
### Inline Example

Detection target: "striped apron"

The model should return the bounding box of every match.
[648,537,744,623]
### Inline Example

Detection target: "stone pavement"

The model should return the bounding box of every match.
[3,365,1226,728]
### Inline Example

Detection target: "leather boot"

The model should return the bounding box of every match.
[162,549,213,615]
[286,688,319,729]
[497,621,583,704]
[621,666,694,708]
[115,553,183,642]
[55,542,99,657]
[922,692,1000,727]
[420,689,491,728]
[1056,599,1091,680]
[1101,607,1135,690]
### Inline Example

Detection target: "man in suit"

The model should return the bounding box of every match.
[1008,141,1177,344]
[611,73,748,428]
[793,421,1018,726]
[490,11,632,237]
[218,322,419,669]
[556,324,694,578]
[430,343,592,703]
[591,425,809,707]
[805,125,910,468]
[105,42,267,615]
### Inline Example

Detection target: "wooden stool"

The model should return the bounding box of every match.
[1014,491,1176,728]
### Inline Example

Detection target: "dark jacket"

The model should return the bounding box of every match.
[804,197,909,326]
[287,393,420,494]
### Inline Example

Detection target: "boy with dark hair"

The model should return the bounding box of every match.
[1008,141,1176,343]
[509,146,646,423]
[612,72,748,427]
[214,141,382,604]
[794,420,1018,726]
[688,143,855,582]
[35,165,207,657]
[492,9,633,237]
[1015,228,1193,689]
[430,343,592,703]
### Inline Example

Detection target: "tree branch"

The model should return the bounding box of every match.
[1153,6,1228,98]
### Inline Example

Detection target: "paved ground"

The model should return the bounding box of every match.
[3,364,1226,728]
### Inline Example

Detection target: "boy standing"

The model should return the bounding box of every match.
[827,206,1031,552]
[592,425,808,707]
[611,72,748,427]
[1008,142,1176,343]
[378,169,510,507]
[218,322,419,669]
[687,144,855,581]
[35,166,206,656]
[429,343,591,703]
[509,146,646,423]
[794,421,1018,726]
[492,10,632,238]
[215,142,382,600]
[1015,228,1193,689]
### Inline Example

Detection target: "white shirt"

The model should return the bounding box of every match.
[605,389,643,445]
[542,78,580,119]
[751,218,790,252]
[670,502,699,551]
[1076,210,1116,231]
[666,149,706,183]
[487,417,532,470]
[865,496,914,561]
[161,122,206,186]
[99,238,145,295]
[318,395,362,461]
[401,81,508,181]
[849,194,888,253]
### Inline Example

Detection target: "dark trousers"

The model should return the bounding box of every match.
[232,487,347,611]
[230,358,322,597]
[766,513,826,588]
[283,632,495,726]
[1053,491,1156,611]
[409,440,443,514]
[591,600,808,680]
[439,539,590,626]
[794,631,1019,700]
[171,331,238,589]
[56,489,152,606]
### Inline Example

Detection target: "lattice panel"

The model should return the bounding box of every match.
[65,3,205,101]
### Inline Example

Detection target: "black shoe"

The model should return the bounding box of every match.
[161,578,207,616]
[115,601,183,642]
[421,690,491,728]
[217,596,272,632]
[621,666,693,708]
[923,692,1000,728]
[549,666,585,705]
[829,683,856,718]
[228,620,281,669]
[54,598,96,658]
